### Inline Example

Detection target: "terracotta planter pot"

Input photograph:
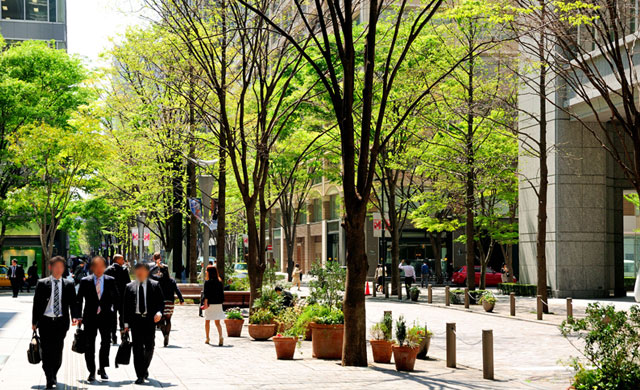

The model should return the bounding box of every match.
[310,322,344,359]
[273,336,297,360]
[248,324,276,341]
[482,300,495,312]
[370,339,393,363]
[392,345,419,371]
[224,319,244,337]
[416,336,431,359]
[304,327,312,341]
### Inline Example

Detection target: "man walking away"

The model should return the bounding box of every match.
[8,259,25,298]
[156,265,184,347]
[76,256,119,382]
[27,261,39,292]
[32,256,80,389]
[105,254,131,345]
[399,260,416,300]
[123,262,164,384]
[421,261,430,287]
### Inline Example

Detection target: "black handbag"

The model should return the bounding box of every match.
[27,331,42,364]
[71,325,86,354]
[115,332,132,368]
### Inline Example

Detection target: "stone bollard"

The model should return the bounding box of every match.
[537,295,543,320]
[510,293,516,316]
[566,298,573,324]
[482,330,494,380]
[428,284,433,304]
[464,287,470,309]
[445,286,450,306]
[446,323,456,368]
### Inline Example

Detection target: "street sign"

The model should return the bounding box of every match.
[267,244,273,252]
[143,228,151,247]
[131,227,139,242]
[372,212,390,238]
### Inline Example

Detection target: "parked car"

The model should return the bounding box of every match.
[0,265,10,288]
[234,262,248,278]
[451,266,516,287]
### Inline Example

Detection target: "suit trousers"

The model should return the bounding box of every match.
[84,312,113,373]
[131,315,156,379]
[38,317,68,382]
[10,279,21,297]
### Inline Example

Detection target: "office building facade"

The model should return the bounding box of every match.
[0,0,66,48]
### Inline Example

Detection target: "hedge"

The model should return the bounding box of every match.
[497,283,552,297]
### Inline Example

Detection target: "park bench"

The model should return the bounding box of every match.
[177,283,250,308]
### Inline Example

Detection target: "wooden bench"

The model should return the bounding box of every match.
[176,283,251,309]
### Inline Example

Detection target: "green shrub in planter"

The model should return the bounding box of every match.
[249,308,275,325]
[561,304,640,390]
[497,283,551,297]
[226,307,243,320]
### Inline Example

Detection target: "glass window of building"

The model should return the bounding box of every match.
[329,194,339,220]
[311,198,321,222]
[48,0,55,21]
[2,0,25,20]
[297,209,307,225]
[26,0,48,21]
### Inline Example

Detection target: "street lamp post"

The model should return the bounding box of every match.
[137,212,146,263]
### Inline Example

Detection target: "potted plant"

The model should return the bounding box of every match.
[295,304,321,341]
[272,308,300,360]
[369,320,393,363]
[391,316,423,371]
[248,309,276,340]
[224,307,244,337]
[479,292,497,312]
[413,324,433,359]
[310,306,344,359]
[409,286,420,302]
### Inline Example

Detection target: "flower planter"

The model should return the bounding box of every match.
[273,336,297,360]
[224,319,244,337]
[482,300,495,313]
[248,324,276,341]
[370,339,393,363]
[310,322,344,359]
[416,335,431,359]
[410,292,419,301]
[392,345,419,371]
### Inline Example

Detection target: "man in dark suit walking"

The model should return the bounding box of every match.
[8,259,25,297]
[76,256,119,382]
[32,256,80,389]
[105,254,130,345]
[123,262,164,384]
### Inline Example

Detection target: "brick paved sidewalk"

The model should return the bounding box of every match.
[0,291,580,389]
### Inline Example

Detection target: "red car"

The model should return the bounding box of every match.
[451,266,516,287]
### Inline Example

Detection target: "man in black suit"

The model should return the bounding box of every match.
[105,254,131,345]
[76,256,119,382]
[123,262,164,385]
[32,256,80,389]
[8,259,25,297]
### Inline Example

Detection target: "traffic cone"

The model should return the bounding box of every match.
[365,281,371,296]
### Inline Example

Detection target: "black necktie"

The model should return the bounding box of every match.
[138,284,146,314]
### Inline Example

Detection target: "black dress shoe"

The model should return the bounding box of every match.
[135,378,145,384]
[98,368,109,380]
[87,373,96,382]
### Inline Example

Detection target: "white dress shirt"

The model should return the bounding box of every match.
[44,276,63,318]
[124,279,161,329]
[399,264,416,279]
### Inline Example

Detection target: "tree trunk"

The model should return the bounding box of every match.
[429,233,443,284]
[342,206,368,367]
[246,202,265,308]
[170,152,184,279]
[216,141,227,283]
[465,46,476,291]
[536,32,549,313]
[387,176,400,296]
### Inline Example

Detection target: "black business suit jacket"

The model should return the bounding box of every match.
[32,277,79,331]
[8,265,25,281]
[123,279,164,327]
[105,263,131,298]
[76,274,119,325]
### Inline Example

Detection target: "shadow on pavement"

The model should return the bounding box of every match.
[370,365,510,389]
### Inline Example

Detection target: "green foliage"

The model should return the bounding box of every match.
[395,316,408,347]
[314,307,344,325]
[370,312,394,341]
[249,308,274,325]
[225,307,243,320]
[407,325,427,348]
[227,277,250,292]
[294,304,322,335]
[307,260,346,309]
[497,283,547,297]
[449,289,487,304]
[275,307,301,336]
[561,304,640,390]
[383,312,393,341]
[478,291,496,304]
[251,288,284,315]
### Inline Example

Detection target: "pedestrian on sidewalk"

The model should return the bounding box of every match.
[399,260,416,299]
[202,266,225,346]
[8,259,25,298]
[123,262,164,385]
[374,263,385,293]
[31,256,81,389]
[76,256,119,382]
[292,264,302,291]
[105,254,131,345]
[156,265,184,347]
[420,261,429,287]
[27,261,39,293]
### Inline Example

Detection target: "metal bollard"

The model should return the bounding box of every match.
[446,323,456,368]
[537,295,543,320]
[445,286,450,306]
[373,280,377,297]
[510,292,516,316]
[464,287,470,309]
[482,330,494,380]
[428,284,433,304]
[566,298,573,324]
[398,274,403,301]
